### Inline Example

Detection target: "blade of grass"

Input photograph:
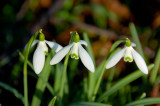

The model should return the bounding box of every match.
[23,29,41,106]
[125,98,160,106]
[93,48,121,101]
[31,51,53,106]
[59,32,74,99]
[150,47,160,84]
[59,51,70,98]
[48,96,56,106]
[69,102,111,106]
[129,22,144,58]
[83,32,95,101]
[0,81,24,104]
[54,63,63,94]
[97,64,154,102]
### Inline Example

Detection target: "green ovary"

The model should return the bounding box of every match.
[124,57,133,62]
[71,53,79,60]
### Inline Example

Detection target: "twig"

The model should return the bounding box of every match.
[50,18,119,40]
[31,0,65,34]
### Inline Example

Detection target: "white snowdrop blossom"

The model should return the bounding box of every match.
[106,39,148,74]
[30,33,62,74]
[50,32,95,72]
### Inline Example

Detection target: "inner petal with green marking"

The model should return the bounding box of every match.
[39,41,48,55]
[70,43,79,60]
[71,53,79,59]
[44,51,48,55]
[124,57,133,62]
[124,47,133,62]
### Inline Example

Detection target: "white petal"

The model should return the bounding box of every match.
[33,44,45,74]
[39,41,48,53]
[50,43,74,65]
[106,48,126,69]
[25,40,38,49]
[78,44,95,72]
[131,48,148,74]
[124,47,133,62]
[70,43,79,59]
[45,40,63,52]
[131,42,136,47]
[79,40,87,46]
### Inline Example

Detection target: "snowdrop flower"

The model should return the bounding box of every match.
[106,38,148,74]
[50,31,95,72]
[31,32,62,74]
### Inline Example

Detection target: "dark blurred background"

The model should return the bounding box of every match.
[0,0,160,105]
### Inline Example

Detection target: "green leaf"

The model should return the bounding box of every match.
[69,102,111,106]
[0,81,24,104]
[23,29,42,106]
[97,64,154,102]
[18,50,55,96]
[48,96,56,106]
[129,23,144,58]
[150,47,160,84]
[31,51,54,106]
[125,98,160,106]
[83,32,95,101]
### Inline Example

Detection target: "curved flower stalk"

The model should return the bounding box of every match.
[31,32,62,74]
[106,38,148,74]
[50,31,95,72]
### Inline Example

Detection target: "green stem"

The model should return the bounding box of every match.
[92,60,108,101]
[92,39,126,101]
[59,53,70,98]
[23,29,41,106]
[59,33,74,99]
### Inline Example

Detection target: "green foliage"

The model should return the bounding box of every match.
[1,0,160,106]
[125,98,160,106]
[0,82,24,104]
[48,96,57,106]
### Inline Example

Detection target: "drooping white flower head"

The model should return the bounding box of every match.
[31,33,63,74]
[106,38,148,74]
[50,31,95,72]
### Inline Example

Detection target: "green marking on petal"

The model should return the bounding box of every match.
[125,38,131,47]
[124,57,133,62]
[71,53,79,60]
[44,51,48,55]
[39,32,45,41]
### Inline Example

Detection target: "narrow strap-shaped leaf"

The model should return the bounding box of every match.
[129,23,144,58]
[0,81,24,104]
[69,102,111,106]
[48,96,56,106]
[97,64,154,102]
[83,32,95,101]
[150,47,160,83]
[18,50,55,96]
[125,98,160,106]
[31,51,53,106]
